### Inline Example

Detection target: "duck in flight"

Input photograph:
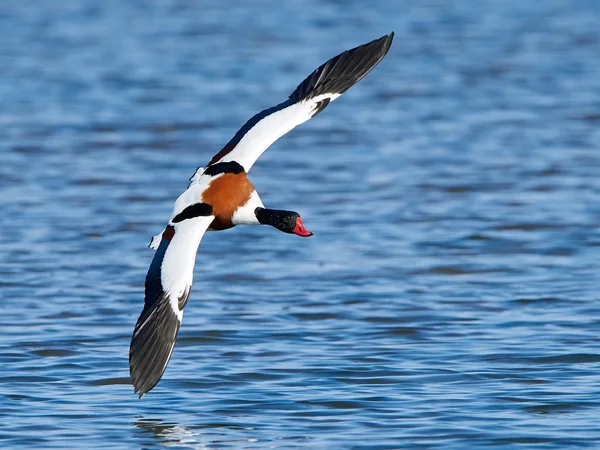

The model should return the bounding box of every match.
[129,33,394,397]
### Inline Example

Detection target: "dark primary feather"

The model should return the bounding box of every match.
[129,290,189,397]
[129,230,189,397]
[289,32,394,104]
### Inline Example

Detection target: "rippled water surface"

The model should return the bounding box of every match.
[1,1,600,448]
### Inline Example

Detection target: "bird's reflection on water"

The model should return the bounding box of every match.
[133,417,259,448]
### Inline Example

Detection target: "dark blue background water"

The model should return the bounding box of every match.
[1,1,599,448]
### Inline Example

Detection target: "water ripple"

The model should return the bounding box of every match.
[1,1,600,449]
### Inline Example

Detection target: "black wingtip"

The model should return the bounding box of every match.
[129,292,185,397]
[289,32,394,104]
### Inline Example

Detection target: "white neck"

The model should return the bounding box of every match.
[231,190,265,226]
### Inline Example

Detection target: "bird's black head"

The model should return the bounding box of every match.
[255,207,313,237]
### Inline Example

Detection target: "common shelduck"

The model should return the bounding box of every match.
[129,33,394,397]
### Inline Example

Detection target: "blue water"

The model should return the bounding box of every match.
[1,1,600,448]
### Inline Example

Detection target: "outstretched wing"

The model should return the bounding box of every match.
[130,202,214,398]
[208,32,394,172]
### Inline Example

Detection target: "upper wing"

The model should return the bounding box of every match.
[129,198,214,397]
[207,33,394,172]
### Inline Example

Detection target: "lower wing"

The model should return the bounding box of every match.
[129,213,214,397]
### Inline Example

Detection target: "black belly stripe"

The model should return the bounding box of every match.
[172,202,213,223]
[204,161,245,176]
